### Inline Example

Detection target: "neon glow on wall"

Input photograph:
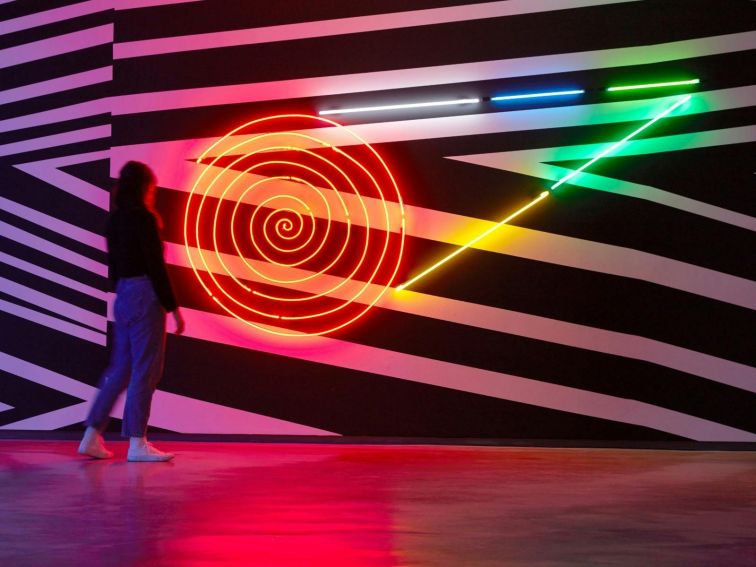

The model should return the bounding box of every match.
[186,92,693,332]
[550,95,691,189]
[490,89,584,102]
[184,114,406,337]
[318,79,698,116]
[606,79,700,92]
[319,98,480,115]
[397,95,692,291]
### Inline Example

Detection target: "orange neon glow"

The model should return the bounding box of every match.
[397,191,550,291]
[211,138,366,296]
[184,114,406,337]
[225,156,362,301]
[209,154,356,314]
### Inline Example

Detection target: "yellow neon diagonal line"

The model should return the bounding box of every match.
[396,95,691,291]
[396,191,550,290]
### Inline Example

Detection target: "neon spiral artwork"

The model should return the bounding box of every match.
[184,114,406,337]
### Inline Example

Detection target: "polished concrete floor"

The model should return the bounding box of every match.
[1,440,755,566]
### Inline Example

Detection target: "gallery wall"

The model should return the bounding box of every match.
[1,0,754,440]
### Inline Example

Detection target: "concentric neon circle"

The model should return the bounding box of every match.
[184,114,406,337]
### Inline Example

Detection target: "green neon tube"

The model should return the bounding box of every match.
[550,95,691,190]
[607,79,700,92]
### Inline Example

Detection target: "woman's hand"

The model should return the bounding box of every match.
[171,308,185,335]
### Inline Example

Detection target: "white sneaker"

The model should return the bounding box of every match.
[78,427,114,459]
[127,441,174,462]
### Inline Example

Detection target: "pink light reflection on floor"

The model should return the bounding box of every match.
[1,440,755,565]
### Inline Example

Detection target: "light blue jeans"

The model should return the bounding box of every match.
[86,276,166,437]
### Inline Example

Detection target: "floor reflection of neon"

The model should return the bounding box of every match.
[397,95,691,291]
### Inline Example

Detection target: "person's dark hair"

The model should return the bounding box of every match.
[114,161,156,210]
[113,161,163,228]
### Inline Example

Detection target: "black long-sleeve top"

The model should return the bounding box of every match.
[106,206,178,313]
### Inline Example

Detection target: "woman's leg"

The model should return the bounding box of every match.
[122,279,173,461]
[84,317,131,432]
[122,299,165,439]
[79,311,131,458]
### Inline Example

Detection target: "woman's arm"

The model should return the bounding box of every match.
[137,211,179,314]
[171,309,185,335]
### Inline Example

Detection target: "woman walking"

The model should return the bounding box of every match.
[79,161,184,462]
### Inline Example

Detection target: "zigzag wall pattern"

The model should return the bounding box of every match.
[1,0,754,440]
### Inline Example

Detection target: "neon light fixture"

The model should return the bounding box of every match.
[318,77,698,117]
[606,79,699,92]
[551,94,691,189]
[185,114,406,336]
[397,95,691,291]
[319,98,480,115]
[396,191,550,291]
[490,89,584,101]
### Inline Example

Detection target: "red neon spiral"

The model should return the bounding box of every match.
[183,114,406,337]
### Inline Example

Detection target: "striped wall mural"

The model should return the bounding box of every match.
[1,0,754,440]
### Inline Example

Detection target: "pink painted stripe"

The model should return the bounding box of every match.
[0,277,106,331]
[115,0,202,10]
[0,1,108,36]
[0,221,107,277]
[18,149,110,169]
[130,390,337,435]
[0,402,90,431]
[0,298,106,345]
[406,207,756,311]
[0,67,111,105]
[0,125,110,158]
[0,196,105,251]
[293,89,752,149]
[168,243,756,394]
[114,0,635,59]
[0,352,93,399]
[450,125,756,232]
[111,31,755,114]
[110,88,750,163]
[0,24,113,70]
[141,305,756,442]
[0,251,107,300]
[0,98,111,134]
[108,88,752,201]
[0,351,336,435]
[15,150,111,210]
